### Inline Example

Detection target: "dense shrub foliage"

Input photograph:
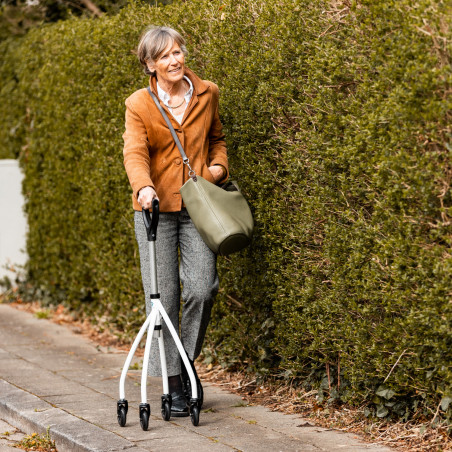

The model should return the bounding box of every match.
[1,0,450,420]
[0,37,25,159]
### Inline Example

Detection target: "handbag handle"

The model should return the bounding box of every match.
[147,87,197,180]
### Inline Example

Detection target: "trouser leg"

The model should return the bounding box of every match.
[134,210,181,376]
[179,210,219,362]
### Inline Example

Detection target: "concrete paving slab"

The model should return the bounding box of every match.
[134,432,234,452]
[0,381,147,452]
[0,358,37,377]
[0,304,392,452]
[0,418,27,451]
[231,404,390,450]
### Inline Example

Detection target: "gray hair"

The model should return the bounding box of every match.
[137,26,188,76]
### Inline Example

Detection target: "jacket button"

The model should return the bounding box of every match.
[173,193,180,198]
[174,159,181,166]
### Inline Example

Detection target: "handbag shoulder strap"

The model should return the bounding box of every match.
[147,87,195,177]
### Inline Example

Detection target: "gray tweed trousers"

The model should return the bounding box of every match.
[134,209,219,377]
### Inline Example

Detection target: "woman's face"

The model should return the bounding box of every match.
[147,41,185,88]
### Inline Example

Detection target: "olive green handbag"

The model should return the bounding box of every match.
[148,88,253,255]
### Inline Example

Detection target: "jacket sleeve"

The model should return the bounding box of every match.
[122,97,154,199]
[208,84,229,184]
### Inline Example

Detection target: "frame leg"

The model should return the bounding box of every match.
[141,308,158,404]
[154,300,198,400]
[119,310,154,400]
[156,314,169,396]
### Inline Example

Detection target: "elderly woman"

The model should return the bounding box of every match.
[122,26,228,417]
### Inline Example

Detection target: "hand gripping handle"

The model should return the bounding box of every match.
[142,198,159,242]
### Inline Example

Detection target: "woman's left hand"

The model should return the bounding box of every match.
[208,165,224,183]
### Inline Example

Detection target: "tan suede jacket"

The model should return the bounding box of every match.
[123,67,229,212]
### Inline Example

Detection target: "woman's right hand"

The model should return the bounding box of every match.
[137,186,159,210]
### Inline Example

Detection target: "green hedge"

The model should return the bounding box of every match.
[0,37,25,159]
[2,0,450,421]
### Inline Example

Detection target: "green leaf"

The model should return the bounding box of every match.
[376,404,389,418]
[440,397,452,412]
[375,386,396,401]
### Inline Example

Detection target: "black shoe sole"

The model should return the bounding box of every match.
[171,410,189,417]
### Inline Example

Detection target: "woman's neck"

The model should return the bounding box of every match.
[159,77,187,97]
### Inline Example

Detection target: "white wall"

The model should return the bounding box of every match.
[0,160,27,287]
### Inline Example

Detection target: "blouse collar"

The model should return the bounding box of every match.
[157,76,193,109]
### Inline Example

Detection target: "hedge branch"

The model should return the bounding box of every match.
[326,363,331,391]
[384,349,408,383]
[78,0,103,17]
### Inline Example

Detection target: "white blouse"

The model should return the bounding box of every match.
[157,76,194,125]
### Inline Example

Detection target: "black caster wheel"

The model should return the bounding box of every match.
[117,399,128,427]
[140,411,149,431]
[118,406,127,427]
[161,394,172,421]
[139,403,150,431]
[162,400,171,421]
[190,405,200,426]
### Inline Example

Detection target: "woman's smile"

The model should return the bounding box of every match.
[148,41,186,90]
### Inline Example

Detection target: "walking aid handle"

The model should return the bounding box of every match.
[142,199,159,242]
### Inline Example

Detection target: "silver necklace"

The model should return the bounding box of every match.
[169,97,186,109]
[169,80,188,109]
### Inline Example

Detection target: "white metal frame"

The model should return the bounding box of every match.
[119,240,198,405]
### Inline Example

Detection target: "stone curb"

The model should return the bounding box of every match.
[0,380,148,452]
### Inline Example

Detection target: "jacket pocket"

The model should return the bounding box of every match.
[201,164,216,184]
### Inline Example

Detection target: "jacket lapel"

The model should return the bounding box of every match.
[181,68,209,125]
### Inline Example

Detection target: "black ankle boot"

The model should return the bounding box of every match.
[168,375,189,417]
[170,389,189,417]
[181,358,204,408]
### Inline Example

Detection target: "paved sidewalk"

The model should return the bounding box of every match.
[0,304,391,452]
[0,418,28,450]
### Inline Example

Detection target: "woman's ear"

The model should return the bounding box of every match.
[146,60,155,74]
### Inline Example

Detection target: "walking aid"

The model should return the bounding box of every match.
[117,198,200,429]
